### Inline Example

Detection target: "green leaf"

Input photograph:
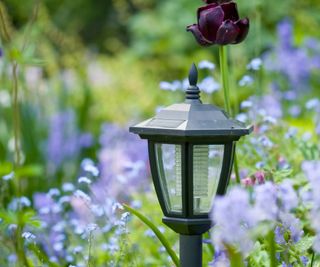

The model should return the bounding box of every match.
[22,210,41,228]
[0,162,13,176]
[28,243,60,267]
[9,47,22,61]
[123,204,179,267]
[294,236,314,253]
[272,169,293,183]
[225,245,245,267]
[16,164,44,178]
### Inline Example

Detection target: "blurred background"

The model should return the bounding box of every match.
[1,0,320,214]
[0,0,320,265]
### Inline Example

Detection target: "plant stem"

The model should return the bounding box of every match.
[233,155,241,184]
[268,231,276,267]
[219,46,231,115]
[219,46,241,183]
[123,204,180,267]
[12,62,21,167]
[87,231,93,267]
[311,251,315,267]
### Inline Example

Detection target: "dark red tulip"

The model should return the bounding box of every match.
[187,1,249,46]
[203,0,232,3]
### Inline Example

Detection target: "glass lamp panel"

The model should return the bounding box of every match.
[155,143,182,214]
[193,145,224,214]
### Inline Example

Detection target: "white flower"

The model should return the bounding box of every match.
[247,58,263,70]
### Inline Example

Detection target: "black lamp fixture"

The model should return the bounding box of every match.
[130,64,253,267]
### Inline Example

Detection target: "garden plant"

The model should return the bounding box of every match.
[0,0,320,266]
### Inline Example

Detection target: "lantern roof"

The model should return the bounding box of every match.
[130,64,253,138]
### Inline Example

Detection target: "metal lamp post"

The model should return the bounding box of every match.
[129,64,253,267]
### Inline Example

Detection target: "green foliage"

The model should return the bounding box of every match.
[124,203,179,267]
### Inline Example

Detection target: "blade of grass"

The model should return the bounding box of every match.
[123,204,179,267]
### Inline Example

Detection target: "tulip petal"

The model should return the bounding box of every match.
[215,20,239,45]
[198,3,218,20]
[203,0,232,3]
[221,2,239,21]
[186,24,213,46]
[199,5,224,42]
[234,18,249,44]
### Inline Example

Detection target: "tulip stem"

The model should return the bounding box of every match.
[219,45,232,115]
[219,45,241,184]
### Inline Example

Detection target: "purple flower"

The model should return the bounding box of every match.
[198,77,220,93]
[209,247,230,267]
[211,187,258,254]
[187,2,249,46]
[254,171,265,184]
[46,110,93,172]
[275,226,286,245]
[301,161,320,252]
[96,124,150,200]
[279,212,303,243]
[254,182,278,221]
[277,180,298,212]
[264,20,320,92]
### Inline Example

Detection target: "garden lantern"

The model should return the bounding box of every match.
[129,64,253,266]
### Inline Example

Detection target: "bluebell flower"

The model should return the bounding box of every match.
[62,183,75,192]
[97,123,149,200]
[47,110,93,173]
[238,75,254,87]
[305,98,319,110]
[285,127,298,139]
[254,182,278,220]
[8,196,31,210]
[159,80,182,91]
[2,171,14,181]
[235,113,248,123]
[282,90,297,101]
[78,176,92,185]
[278,180,298,212]
[198,77,220,93]
[264,19,320,92]
[7,254,17,263]
[288,105,301,117]
[279,212,303,243]
[240,100,253,109]
[300,256,309,266]
[301,161,320,251]
[211,187,259,254]
[209,247,230,267]
[198,60,215,70]
[247,58,263,71]
[275,226,286,245]
[22,231,36,241]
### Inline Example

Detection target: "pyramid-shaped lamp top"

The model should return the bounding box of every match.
[130,64,253,139]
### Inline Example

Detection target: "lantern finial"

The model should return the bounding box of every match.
[186,63,201,103]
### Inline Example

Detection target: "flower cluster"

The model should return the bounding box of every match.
[97,123,150,200]
[211,180,306,265]
[47,109,93,173]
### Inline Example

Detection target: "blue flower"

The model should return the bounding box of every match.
[247,58,263,71]
[198,60,215,70]
[198,77,220,93]
[238,75,254,87]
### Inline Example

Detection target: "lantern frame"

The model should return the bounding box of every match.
[129,64,253,235]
